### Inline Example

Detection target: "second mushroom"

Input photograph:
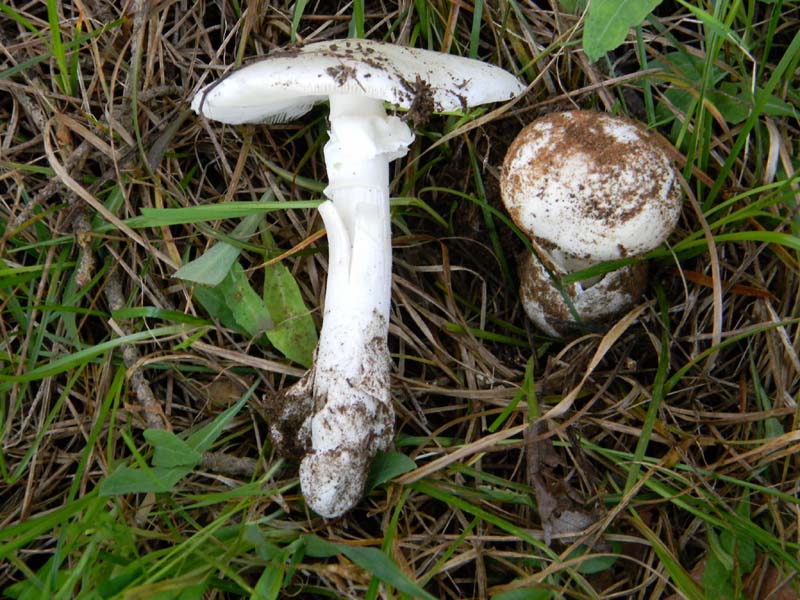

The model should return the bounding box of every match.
[192,39,525,518]
[501,110,682,337]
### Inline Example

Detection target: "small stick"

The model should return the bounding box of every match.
[104,270,168,430]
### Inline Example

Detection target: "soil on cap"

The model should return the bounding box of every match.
[402,75,435,126]
[267,45,303,59]
[501,110,679,245]
[325,64,360,86]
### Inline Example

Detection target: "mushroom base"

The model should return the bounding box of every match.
[519,252,648,338]
[263,309,394,519]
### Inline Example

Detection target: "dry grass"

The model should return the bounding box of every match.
[1,1,799,598]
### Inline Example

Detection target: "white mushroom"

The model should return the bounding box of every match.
[192,39,525,517]
[501,110,682,336]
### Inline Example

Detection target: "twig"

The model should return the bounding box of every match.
[104,270,168,430]
[199,451,259,478]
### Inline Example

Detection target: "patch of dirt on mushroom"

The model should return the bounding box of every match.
[401,75,435,126]
[519,251,650,336]
[256,371,315,458]
[266,45,303,59]
[325,64,359,86]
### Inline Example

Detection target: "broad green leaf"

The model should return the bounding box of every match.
[302,535,437,600]
[725,496,757,576]
[365,452,416,491]
[715,82,797,122]
[99,387,253,495]
[262,232,317,368]
[722,529,757,576]
[192,283,240,332]
[262,273,317,367]
[173,214,263,286]
[192,252,317,365]
[227,262,274,335]
[253,564,285,600]
[252,543,289,600]
[175,241,241,285]
[583,0,662,61]
[98,464,191,495]
[144,429,201,468]
[701,553,733,599]
[648,52,797,128]
[565,542,621,574]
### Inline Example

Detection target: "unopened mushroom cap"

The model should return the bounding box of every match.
[501,111,682,265]
[191,38,526,124]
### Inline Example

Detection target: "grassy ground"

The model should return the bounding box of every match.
[1,1,799,598]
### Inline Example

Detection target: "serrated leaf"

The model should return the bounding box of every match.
[583,0,662,61]
[144,429,201,468]
[174,214,262,285]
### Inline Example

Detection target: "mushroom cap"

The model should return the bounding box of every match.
[519,252,648,338]
[191,38,526,124]
[501,111,682,265]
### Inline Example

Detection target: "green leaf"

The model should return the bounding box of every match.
[197,262,273,340]
[722,528,757,576]
[185,386,253,454]
[128,200,321,227]
[262,237,318,367]
[302,535,437,600]
[492,588,553,600]
[583,0,662,61]
[99,386,254,495]
[365,452,416,491]
[714,82,797,123]
[98,464,191,495]
[558,0,586,12]
[174,214,263,285]
[177,248,235,287]
[576,552,619,574]
[192,283,240,332]
[290,0,311,42]
[144,429,201,468]
[227,262,274,335]
[708,527,734,572]
[701,552,734,600]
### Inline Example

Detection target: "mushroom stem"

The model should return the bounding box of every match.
[290,95,413,518]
